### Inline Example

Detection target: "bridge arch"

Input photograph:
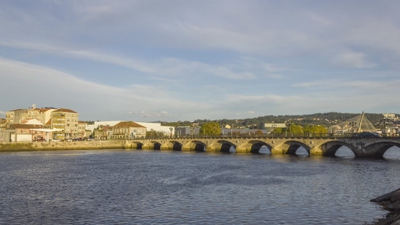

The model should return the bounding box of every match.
[249,141,272,154]
[161,141,183,151]
[153,141,162,150]
[283,140,311,155]
[320,141,356,157]
[172,142,182,151]
[131,141,144,150]
[181,140,207,152]
[366,141,400,158]
[218,140,236,153]
[193,141,206,152]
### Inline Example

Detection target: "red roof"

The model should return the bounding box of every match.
[114,121,146,128]
[53,108,77,113]
[11,124,44,129]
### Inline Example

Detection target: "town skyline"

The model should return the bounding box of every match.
[1,1,400,122]
[1,104,397,125]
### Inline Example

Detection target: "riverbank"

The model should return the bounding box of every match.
[0,140,127,151]
[371,189,400,224]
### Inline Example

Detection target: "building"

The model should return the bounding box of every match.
[93,125,113,140]
[111,121,146,139]
[8,123,47,142]
[6,109,26,124]
[77,121,88,139]
[89,121,174,138]
[260,123,286,132]
[51,108,79,140]
[383,113,399,121]
[0,118,6,131]
[175,126,200,137]
[136,122,174,137]
[5,105,57,125]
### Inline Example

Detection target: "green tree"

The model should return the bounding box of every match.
[289,124,304,134]
[200,122,221,135]
[272,127,285,134]
[303,125,328,134]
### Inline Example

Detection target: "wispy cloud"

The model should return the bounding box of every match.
[292,80,339,88]
[0,41,260,80]
[1,1,400,120]
[333,51,376,69]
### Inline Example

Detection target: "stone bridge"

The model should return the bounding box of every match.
[125,136,400,158]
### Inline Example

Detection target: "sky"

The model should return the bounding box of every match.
[1,0,400,122]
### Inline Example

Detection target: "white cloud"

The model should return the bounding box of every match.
[292,80,339,88]
[0,58,211,121]
[0,41,261,80]
[1,1,400,120]
[333,51,376,69]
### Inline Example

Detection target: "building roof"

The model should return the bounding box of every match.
[45,119,52,125]
[53,108,77,113]
[11,124,44,129]
[38,108,54,113]
[114,121,146,128]
[22,119,43,125]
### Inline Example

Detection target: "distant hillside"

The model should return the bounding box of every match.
[162,112,394,129]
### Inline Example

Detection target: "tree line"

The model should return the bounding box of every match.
[162,112,390,129]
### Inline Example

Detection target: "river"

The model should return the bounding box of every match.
[0,148,399,224]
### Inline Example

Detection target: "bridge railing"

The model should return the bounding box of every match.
[127,132,399,140]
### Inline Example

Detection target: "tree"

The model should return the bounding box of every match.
[146,130,166,138]
[288,124,304,134]
[303,125,328,134]
[272,127,286,134]
[200,122,221,135]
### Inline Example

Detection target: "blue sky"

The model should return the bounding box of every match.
[1,0,400,121]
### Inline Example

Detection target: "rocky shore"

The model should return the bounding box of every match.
[370,189,400,225]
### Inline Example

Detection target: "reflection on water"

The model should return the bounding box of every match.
[384,146,400,160]
[0,149,399,224]
[335,146,356,158]
[254,145,400,160]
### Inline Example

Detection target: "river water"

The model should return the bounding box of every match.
[0,148,399,225]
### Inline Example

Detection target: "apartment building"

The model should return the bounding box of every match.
[51,108,79,140]
[0,118,6,131]
[6,105,56,125]
[78,121,88,138]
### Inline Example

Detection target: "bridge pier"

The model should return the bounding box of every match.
[310,147,323,156]
[181,146,192,151]
[141,143,151,150]
[271,147,286,155]
[236,146,250,154]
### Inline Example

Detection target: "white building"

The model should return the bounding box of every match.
[136,122,174,136]
[89,121,174,137]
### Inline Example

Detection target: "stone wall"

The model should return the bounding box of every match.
[0,140,126,151]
